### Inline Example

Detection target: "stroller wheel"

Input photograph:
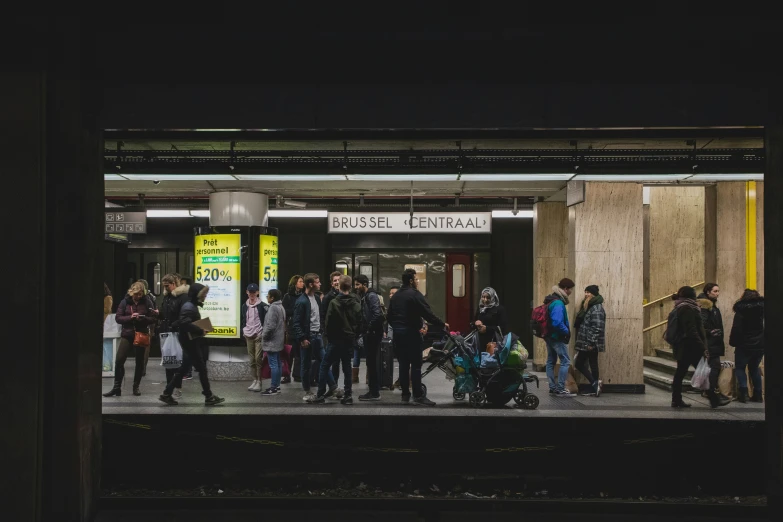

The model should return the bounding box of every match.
[521,394,540,410]
[453,390,466,401]
[420,383,428,397]
[469,391,486,408]
[513,389,525,405]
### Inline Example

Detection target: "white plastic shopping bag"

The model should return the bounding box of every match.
[160,332,183,369]
[691,357,711,390]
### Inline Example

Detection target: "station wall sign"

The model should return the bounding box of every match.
[194,233,241,338]
[105,211,146,234]
[328,212,492,234]
[259,234,279,298]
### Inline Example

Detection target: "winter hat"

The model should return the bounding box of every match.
[585,285,600,296]
[558,278,576,289]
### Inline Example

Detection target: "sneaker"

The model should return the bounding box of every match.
[334,388,345,399]
[671,400,692,408]
[248,379,258,391]
[205,395,225,406]
[158,394,178,406]
[595,380,602,398]
[250,381,263,392]
[173,389,182,400]
[260,387,281,396]
[359,393,381,401]
[281,376,291,384]
[307,394,326,404]
[324,386,337,399]
[401,395,411,404]
[302,392,316,401]
[183,374,193,381]
[556,390,576,398]
[413,396,436,406]
[340,395,353,405]
[549,389,556,394]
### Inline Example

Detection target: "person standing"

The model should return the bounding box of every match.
[103,283,113,324]
[544,278,576,397]
[293,273,336,401]
[103,282,156,397]
[729,289,765,403]
[473,287,509,352]
[387,268,448,406]
[159,283,225,406]
[354,274,384,401]
[136,278,158,377]
[310,275,362,404]
[697,283,731,407]
[242,283,267,392]
[283,275,304,383]
[260,289,286,396]
[322,271,343,382]
[157,274,189,399]
[573,284,606,397]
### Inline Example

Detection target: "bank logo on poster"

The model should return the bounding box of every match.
[194,234,241,338]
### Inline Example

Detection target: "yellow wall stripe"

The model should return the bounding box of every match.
[746,181,757,289]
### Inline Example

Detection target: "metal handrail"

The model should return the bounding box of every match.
[643,320,668,333]
[643,281,705,309]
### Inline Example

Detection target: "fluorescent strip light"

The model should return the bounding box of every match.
[268,210,327,218]
[491,210,534,218]
[121,174,237,181]
[147,210,194,218]
[346,174,458,181]
[104,174,126,181]
[190,210,210,217]
[460,174,573,181]
[234,175,348,181]
[687,173,764,181]
[572,174,691,181]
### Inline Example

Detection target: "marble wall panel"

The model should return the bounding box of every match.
[573,183,644,254]
[574,250,644,320]
[601,318,645,385]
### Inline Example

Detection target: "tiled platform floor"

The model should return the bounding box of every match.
[102,358,765,421]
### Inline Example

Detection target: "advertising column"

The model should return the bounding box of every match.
[259,233,279,297]
[194,233,241,338]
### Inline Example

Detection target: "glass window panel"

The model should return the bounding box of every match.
[359,263,374,287]
[404,263,427,296]
[452,264,466,297]
[335,261,349,275]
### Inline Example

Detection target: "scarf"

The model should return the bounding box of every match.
[479,287,500,313]
[574,294,604,330]
[674,298,700,313]
[551,285,570,305]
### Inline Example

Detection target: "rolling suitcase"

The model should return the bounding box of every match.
[378,337,395,390]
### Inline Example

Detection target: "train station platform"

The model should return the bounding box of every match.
[102,359,764,422]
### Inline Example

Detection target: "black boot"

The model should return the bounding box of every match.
[737,387,748,403]
[133,386,141,396]
[750,392,764,403]
[671,399,691,408]
[103,387,121,397]
[709,389,730,408]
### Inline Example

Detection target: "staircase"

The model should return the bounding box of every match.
[643,347,693,392]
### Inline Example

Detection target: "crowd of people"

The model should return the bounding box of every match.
[102,269,764,409]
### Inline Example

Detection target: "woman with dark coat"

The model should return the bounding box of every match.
[473,287,508,352]
[730,289,765,403]
[104,282,156,397]
[669,286,724,408]
[573,285,606,397]
[282,275,304,383]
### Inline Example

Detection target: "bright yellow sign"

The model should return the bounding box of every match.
[259,234,279,297]
[194,233,241,338]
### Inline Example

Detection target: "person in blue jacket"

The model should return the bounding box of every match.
[544,278,576,397]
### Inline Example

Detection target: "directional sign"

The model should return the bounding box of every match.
[105,212,146,234]
[328,212,492,234]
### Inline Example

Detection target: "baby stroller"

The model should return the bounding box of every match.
[422,331,540,409]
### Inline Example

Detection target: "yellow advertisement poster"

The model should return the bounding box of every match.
[259,234,279,298]
[194,234,241,338]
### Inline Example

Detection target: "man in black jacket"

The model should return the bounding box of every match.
[293,273,336,401]
[321,271,343,383]
[387,268,448,406]
[698,283,730,408]
[354,274,384,401]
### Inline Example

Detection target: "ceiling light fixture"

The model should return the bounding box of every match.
[269,210,327,218]
[104,174,127,181]
[572,174,692,181]
[346,174,458,181]
[146,210,194,218]
[491,210,534,218]
[460,174,573,181]
[121,174,238,181]
[234,174,348,181]
[685,173,764,181]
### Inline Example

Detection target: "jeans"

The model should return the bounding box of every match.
[245,335,263,379]
[113,337,145,389]
[734,348,763,393]
[394,329,424,398]
[301,333,333,392]
[707,354,721,391]
[671,346,702,403]
[164,341,212,397]
[545,338,571,392]
[267,351,282,388]
[574,349,599,386]
[353,343,361,367]
[364,333,382,396]
[318,340,353,397]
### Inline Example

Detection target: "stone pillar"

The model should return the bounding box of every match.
[568,183,644,390]
[532,202,568,370]
[645,187,705,356]
[714,182,764,361]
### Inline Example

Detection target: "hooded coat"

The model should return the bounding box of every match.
[326,292,362,342]
[698,293,725,356]
[172,283,209,347]
[672,299,707,362]
[574,296,606,352]
[729,295,764,353]
[158,284,190,333]
[261,300,286,352]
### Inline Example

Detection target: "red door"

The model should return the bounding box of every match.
[446,253,472,334]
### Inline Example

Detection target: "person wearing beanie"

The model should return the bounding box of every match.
[573,285,606,396]
[544,277,576,397]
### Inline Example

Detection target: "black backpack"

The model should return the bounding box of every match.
[663,307,682,346]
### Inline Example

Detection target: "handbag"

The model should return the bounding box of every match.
[133,331,150,348]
